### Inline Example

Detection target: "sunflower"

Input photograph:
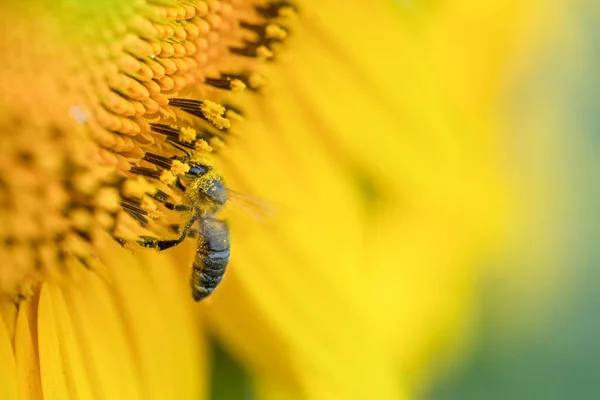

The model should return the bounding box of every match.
[0,1,295,398]
[0,0,552,399]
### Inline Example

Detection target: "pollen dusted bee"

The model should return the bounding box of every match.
[137,154,230,301]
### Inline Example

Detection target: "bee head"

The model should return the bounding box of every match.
[183,161,227,207]
[187,162,209,177]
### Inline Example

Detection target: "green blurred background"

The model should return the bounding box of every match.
[427,2,600,398]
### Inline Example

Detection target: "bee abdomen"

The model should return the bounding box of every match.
[191,218,230,301]
[191,251,229,301]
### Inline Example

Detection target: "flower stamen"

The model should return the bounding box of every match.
[168,98,232,130]
[0,0,297,299]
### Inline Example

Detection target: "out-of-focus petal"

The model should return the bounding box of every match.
[201,0,563,398]
[15,299,42,399]
[3,240,207,400]
[0,312,18,400]
[38,285,95,400]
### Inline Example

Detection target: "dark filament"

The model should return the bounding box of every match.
[130,166,162,180]
[143,152,173,170]
[255,1,297,19]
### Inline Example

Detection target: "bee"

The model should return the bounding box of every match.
[137,154,231,301]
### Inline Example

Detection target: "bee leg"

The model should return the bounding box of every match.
[138,215,199,251]
[106,211,131,248]
[169,224,198,238]
[164,202,193,212]
[138,236,182,251]
[175,177,187,192]
[113,236,127,248]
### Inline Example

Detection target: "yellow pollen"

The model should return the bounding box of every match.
[200,100,225,116]
[179,126,197,143]
[257,45,275,60]
[195,139,213,152]
[94,187,121,212]
[160,170,177,185]
[265,23,287,40]
[248,72,267,89]
[146,208,163,220]
[122,176,158,198]
[209,115,231,130]
[140,197,162,220]
[189,100,231,129]
[209,137,226,151]
[191,151,214,166]
[171,160,191,175]
[278,6,297,18]
[229,78,247,92]
[140,197,157,212]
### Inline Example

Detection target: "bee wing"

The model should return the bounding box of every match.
[226,189,277,222]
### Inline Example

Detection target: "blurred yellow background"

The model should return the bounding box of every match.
[209,1,600,399]
[427,1,600,399]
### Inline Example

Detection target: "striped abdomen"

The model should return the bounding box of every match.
[191,218,230,301]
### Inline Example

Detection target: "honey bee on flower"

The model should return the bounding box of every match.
[0,0,555,399]
[113,4,294,301]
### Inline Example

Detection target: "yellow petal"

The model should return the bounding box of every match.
[59,268,144,399]
[100,244,207,399]
[38,285,95,400]
[14,300,42,399]
[208,52,404,400]
[0,313,18,400]
[6,239,207,400]
[200,0,559,398]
